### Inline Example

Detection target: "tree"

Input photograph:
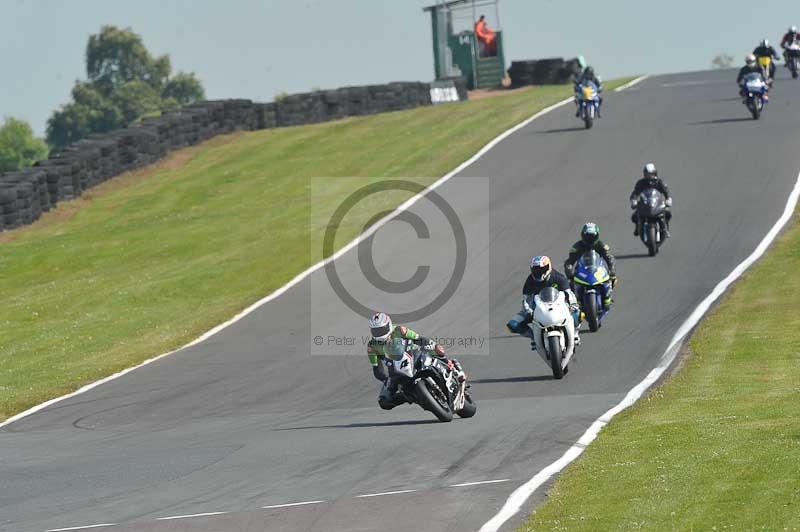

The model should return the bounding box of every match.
[712,54,734,69]
[162,72,205,106]
[0,118,49,172]
[47,25,206,151]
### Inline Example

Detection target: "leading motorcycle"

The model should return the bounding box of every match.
[572,250,613,332]
[576,81,600,129]
[384,338,476,422]
[530,287,577,379]
[634,188,669,256]
[741,72,769,120]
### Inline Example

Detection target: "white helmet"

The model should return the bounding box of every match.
[643,162,657,178]
[368,312,392,341]
[791,26,797,33]
[761,38,770,47]
[745,53,756,66]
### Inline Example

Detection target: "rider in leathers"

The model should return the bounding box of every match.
[781,26,800,64]
[753,39,780,81]
[574,66,603,117]
[629,163,673,237]
[506,255,582,345]
[367,312,464,410]
[563,223,617,311]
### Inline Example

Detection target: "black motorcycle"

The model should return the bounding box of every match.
[634,188,668,256]
[383,338,476,422]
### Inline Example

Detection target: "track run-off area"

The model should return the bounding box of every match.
[3,68,800,532]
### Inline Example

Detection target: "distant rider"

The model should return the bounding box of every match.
[574,66,603,117]
[367,312,464,410]
[506,255,582,345]
[629,163,673,238]
[753,39,780,81]
[781,26,800,63]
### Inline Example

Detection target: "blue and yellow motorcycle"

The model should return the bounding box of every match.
[572,250,613,332]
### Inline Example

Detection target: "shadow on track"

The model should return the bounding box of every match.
[615,252,651,260]
[275,419,441,430]
[472,375,552,383]
[706,97,741,102]
[535,126,587,134]
[689,117,753,125]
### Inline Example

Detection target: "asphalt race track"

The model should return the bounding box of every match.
[3,69,800,532]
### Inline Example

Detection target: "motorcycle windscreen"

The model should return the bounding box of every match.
[384,338,408,361]
[538,286,560,304]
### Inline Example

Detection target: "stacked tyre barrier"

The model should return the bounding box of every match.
[0,81,449,232]
[507,58,583,88]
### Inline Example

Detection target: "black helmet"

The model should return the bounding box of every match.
[585,66,594,77]
[643,162,657,178]
[581,222,599,245]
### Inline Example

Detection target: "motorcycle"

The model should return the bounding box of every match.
[383,338,476,422]
[572,250,612,332]
[576,81,600,129]
[530,287,577,379]
[741,72,769,120]
[785,42,800,79]
[634,188,669,256]
[757,55,772,81]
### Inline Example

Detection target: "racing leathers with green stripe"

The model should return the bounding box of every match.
[368,325,448,410]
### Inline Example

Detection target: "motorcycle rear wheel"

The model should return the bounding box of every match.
[414,377,453,422]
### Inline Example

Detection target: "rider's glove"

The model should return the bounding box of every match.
[523,298,534,316]
[665,197,673,208]
[630,198,638,209]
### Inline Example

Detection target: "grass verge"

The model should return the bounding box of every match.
[519,211,800,530]
[0,79,632,421]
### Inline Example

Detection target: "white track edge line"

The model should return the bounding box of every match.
[450,479,511,487]
[479,169,800,532]
[355,489,417,498]
[614,75,649,92]
[262,500,326,509]
[0,96,574,430]
[46,525,116,532]
[156,511,228,520]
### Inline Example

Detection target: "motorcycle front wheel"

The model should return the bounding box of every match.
[647,224,658,256]
[548,336,565,379]
[586,295,599,332]
[457,393,477,418]
[414,377,453,422]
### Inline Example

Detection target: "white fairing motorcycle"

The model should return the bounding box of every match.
[530,287,577,379]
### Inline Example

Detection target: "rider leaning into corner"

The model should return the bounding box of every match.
[574,65,603,117]
[629,163,673,238]
[506,255,582,345]
[367,312,465,410]
[753,39,780,81]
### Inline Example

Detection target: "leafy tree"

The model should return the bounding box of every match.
[712,54,734,69]
[162,72,205,106]
[47,25,205,151]
[0,118,49,172]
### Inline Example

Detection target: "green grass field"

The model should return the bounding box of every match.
[520,212,800,530]
[0,80,632,421]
